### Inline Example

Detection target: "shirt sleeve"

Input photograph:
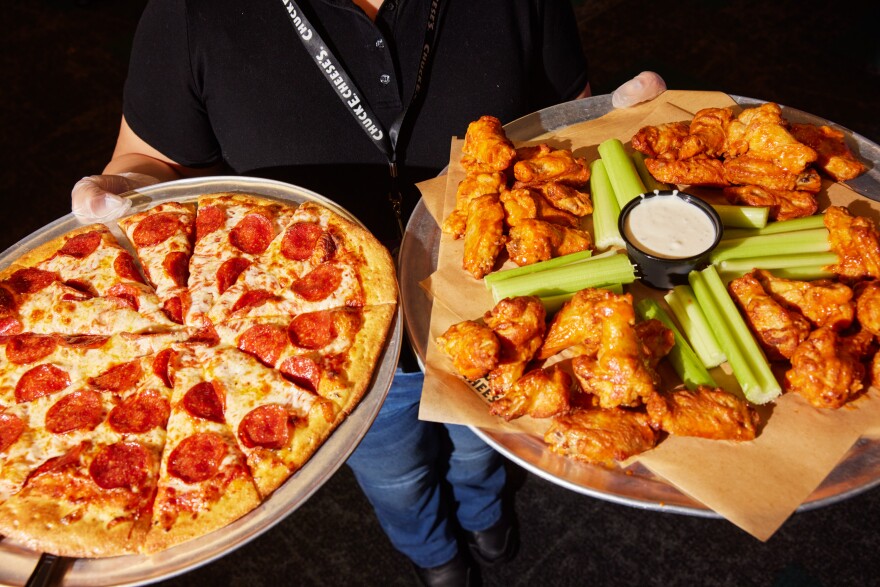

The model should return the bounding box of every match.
[536,0,590,104]
[123,0,222,167]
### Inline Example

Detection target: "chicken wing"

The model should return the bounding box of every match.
[544,407,658,467]
[824,205,880,281]
[462,194,506,279]
[460,115,517,173]
[634,318,675,369]
[435,320,500,380]
[785,326,865,409]
[538,287,617,359]
[790,123,868,182]
[505,219,592,266]
[722,184,818,221]
[572,293,660,408]
[525,182,593,217]
[646,386,759,441]
[728,271,811,360]
[687,107,735,158]
[499,188,579,228]
[645,155,729,187]
[483,296,546,397]
[754,269,854,331]
[442,171,507,238]
[631,121,692,159]
[855,280,880,336]
[490,365,571,421]
[513,147,591,186]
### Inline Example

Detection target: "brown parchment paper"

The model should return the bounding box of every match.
[414,90,880,541]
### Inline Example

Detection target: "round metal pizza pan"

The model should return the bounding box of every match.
[398,94,880,518]
[0,176,401,586]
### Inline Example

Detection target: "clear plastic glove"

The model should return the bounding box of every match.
[611,71,667,109]
[71,172,160,223]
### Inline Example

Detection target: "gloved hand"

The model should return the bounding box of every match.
[71,172,160,223]
[611,71,667,109]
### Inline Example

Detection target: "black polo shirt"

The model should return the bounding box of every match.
[124,0,588,242]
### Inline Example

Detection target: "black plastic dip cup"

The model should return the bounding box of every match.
[618,190,722,289]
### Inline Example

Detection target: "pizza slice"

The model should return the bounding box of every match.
[185,193,297,329]
[118,201,196,324]
[207,201,398,324]
[215,304,396,414]
[0,224,176,335]
[143,345,262,553]
[0,349,175,557]
[193,344,337,498]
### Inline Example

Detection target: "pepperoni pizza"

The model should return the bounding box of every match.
[0,192,397,557]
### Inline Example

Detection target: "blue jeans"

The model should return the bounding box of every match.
[346,369,506,569]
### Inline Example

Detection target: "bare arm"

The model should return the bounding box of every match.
[103,116,225,179]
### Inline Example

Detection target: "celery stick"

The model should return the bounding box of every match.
[589,159,626,250]
[631,151,670,192]
[489,252,635,302]
[721,214,826,240]
[711,204,769,229]
[665,285,726,368]
[709,228,830,264]
[691,266,781,404]
[597,138,647,209]
[636,298,716,390]
[484,249,593,288]
[763,266,836,281]
[715,251,839,277]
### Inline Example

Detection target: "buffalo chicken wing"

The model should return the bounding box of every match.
[646,386,759,441]
[544,408,658,467]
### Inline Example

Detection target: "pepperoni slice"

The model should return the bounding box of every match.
[152,348,176,388]
[114,251,145,284]
[0,317,23,336]
[89,360,143,394]
[162,295,185,324]
[15,364,71,403]
[7,268,59,294]
[183,381,225,423]
[5,334,57,364]
[62,279,95,301]
[230,214,273,255]
[133,212,180,247]
[288,311,338,349]
[281,223,325,261]
[0,286,17,314]
[238,324,287,366]
[89,442,151,490]
[168,432,227,483]
[109,389,170,433]
[231,289,274,314]
[59,231,102,258]
[61,334,109,349]
[279,356,321,393]
[30,442,87,480]
[196,205,225,241]
[238,405,290,449]
[0,412,25,452]
[163,251,190,287]
[45,389,104,434]
[291,264,343,302]
[106,283,140,311]
[216,257,251,294]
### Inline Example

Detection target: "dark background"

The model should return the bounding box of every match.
[3,1,880,585]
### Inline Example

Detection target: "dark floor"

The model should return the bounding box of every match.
[3,1,880,586]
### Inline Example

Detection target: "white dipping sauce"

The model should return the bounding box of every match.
[623,195,717,259]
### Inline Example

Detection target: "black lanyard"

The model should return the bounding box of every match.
[279,0,446,237]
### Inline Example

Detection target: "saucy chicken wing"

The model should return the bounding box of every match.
[544,407,658,467]
[513,146,591,186]
[786,326,865,409]
[722,184,818,221]
[634,318,675,369]
[435,320,500,380]
[538,288,617,359]
[687,107,735,158]
[500,188,579,228]
[754,269,854,331]
[442,171,507,238]
[631,121,692,159]
[728,271,811,360]
[646,386,759,441]
[855,280,880,336]
[489,365,571,421]
[645,155,728,187]
[460,115,517,173]
[483,296,547,397]
[790,123,868,182]
[825,205,880,280]
[505,219,592,266]
[526,182,593,217]
[462,194,506,279]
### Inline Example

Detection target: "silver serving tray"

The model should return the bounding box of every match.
[0,176,401,586]
[399,94,880,517]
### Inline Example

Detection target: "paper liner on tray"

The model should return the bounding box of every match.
[414,90,880,541]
